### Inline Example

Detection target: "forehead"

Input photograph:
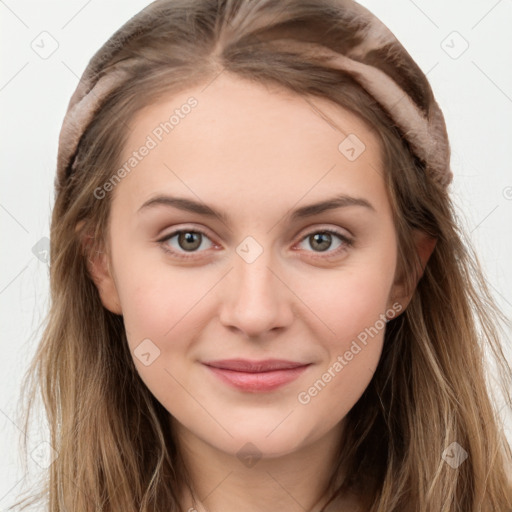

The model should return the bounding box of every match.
[113,72,388,217]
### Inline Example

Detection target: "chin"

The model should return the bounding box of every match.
[218,434,306,462]
[198,417,316,461]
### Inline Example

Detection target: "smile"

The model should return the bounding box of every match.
[202,359,312,392]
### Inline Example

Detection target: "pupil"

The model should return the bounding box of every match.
[311,232,331,252]
[179,232,201,251]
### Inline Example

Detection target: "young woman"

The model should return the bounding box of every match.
[12,0,512,510]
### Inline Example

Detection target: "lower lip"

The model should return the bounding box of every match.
[203,364,310,392]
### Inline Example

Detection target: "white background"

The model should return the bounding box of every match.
[1,0,511,509]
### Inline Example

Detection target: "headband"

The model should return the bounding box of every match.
[55,0,453,191]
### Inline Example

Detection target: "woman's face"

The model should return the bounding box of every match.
[91,72,413,459]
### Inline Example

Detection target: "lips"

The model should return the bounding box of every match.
[202,359,308,372]
[202,359,311,392]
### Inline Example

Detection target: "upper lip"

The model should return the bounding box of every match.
[202,359,310,372]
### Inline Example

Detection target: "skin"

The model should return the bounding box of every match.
[86,72,436,511]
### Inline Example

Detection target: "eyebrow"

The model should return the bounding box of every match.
[137,193,376,223]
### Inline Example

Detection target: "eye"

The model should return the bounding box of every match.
[158,228,216,259]
[157,226,354,261]
[295,228,353,257]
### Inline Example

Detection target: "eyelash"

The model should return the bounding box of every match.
[157,226,354,261]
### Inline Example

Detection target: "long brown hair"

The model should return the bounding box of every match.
[11,0,512,510]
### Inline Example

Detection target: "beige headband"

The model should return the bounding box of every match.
[55,0,453,191]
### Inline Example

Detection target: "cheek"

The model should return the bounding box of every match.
[115,267,212,414]
[113,258,224,407]
[293,254,395,344]
[291,252,395,409]
[296,283,387,398]
[293,273,391,425]
[111,227,214,333]
[295,337,382,441]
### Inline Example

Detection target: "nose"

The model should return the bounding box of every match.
[218,245,294,339]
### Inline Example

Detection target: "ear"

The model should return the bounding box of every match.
[76,221,123,315]
[388,229,437,314]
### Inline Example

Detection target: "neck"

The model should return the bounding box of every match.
[172,417,358,512]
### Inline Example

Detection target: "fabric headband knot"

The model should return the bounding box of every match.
[55,0,453,192]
